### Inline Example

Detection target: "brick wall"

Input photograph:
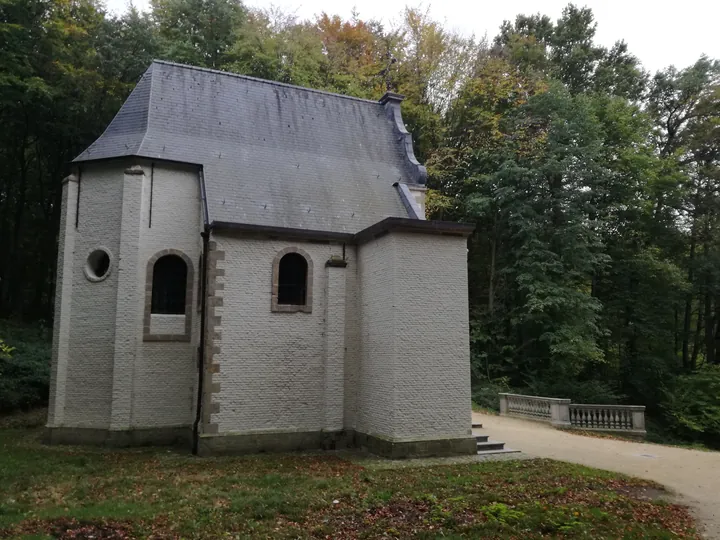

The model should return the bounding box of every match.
[50,160,470,445]
[356,231,472,441]
[134,162,200,428]
[390,232,472,439]
[356,235,397,438]
[50,160,201,431]
[206,236,351,434]
[63,163,122,427]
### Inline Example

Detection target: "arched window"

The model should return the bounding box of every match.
[151,254,188,314]
[271,247,313,313]
[278,253,308,305]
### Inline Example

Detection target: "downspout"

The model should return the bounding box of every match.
[193,227,210,455]
[193,167,211,455]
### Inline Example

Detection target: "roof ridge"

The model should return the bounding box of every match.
[151,59,382,105]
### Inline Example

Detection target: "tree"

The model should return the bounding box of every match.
[151,0,245,68]
[495,4,647,99]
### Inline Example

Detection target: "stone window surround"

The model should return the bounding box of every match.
[144,249,194,341]
[271,246,313,313]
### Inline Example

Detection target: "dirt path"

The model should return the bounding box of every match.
[473,412,720,538]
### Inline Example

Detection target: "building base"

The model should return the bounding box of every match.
[44,426,191,447]
[196,429,349,456]
[349,430,477,459]
[46,426,477,459]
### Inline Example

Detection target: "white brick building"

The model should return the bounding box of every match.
[47,61,476,458]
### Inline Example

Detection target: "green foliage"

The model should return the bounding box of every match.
[0,432,697,537]
[662,365,720,447]
[481,502,526,523]
[471,377,510,411]
[0,339,14,359]
[0,321,51,412]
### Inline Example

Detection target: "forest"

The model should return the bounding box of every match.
[1,0,719,446]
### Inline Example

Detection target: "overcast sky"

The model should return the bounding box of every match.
[106,0,718,74]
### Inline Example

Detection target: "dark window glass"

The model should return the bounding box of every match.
[151,255,187,314]
[277,253,307,305]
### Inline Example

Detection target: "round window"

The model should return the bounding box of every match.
[84,248,112,282]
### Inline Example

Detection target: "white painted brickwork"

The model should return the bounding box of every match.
[356,235,397,438]
[134,163,200,428]
[391,232,472,439]
[149,314,187,335]
[50,161,471,447]
[356,232,471,441]
[209,237,350,434]
[324,264,346,431]
[64,163,122,427]
[48,177,78,427]
[49,161,200,430]
[342,245,360,430]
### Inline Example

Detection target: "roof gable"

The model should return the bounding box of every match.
[75,61,427,233]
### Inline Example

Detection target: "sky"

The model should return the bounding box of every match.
[106,0,719,74]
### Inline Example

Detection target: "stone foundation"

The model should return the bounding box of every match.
[349,431,477,459]
[44,426,191,447]
[196,430,349,456]
[46,427,477,459]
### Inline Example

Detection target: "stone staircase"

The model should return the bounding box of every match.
[472,422,520,455]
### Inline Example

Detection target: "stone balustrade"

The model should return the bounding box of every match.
[498,393,646,436]
[499,393,571,427]
[569,404,646,434]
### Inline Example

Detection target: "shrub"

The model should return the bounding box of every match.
[472,377,511,411]
[662,365,720,448]
[524,378,623,405]
[0,320,51,413]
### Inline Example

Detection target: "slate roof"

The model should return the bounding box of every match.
[74,60,427,233]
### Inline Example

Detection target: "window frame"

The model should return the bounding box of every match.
[143,249,194,342]
[151,254,189,315]
[271,247,313,313]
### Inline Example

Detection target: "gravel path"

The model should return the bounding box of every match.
[473,412,720,538]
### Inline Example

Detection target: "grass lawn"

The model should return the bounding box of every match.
[0,423,698,539]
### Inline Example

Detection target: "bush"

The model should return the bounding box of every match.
[472,377,511,411]
[523,378,623,405]
[0,320,51,412]
[662,365,720,448]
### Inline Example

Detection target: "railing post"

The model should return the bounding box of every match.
[499,393,508,416]
[632,407,646,431]
[550,399,571,427]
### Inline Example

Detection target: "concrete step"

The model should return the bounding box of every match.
[476,440,506,452]
[476,447,522,456]
[472,422,483,429]
[475,434,489,443]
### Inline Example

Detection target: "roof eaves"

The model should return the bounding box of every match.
[209,218,475,245]
[353,217,475,245]
[210,221,354,242]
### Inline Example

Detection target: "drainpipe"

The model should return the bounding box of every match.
[193,226,210,455]
[193,167,211,456]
